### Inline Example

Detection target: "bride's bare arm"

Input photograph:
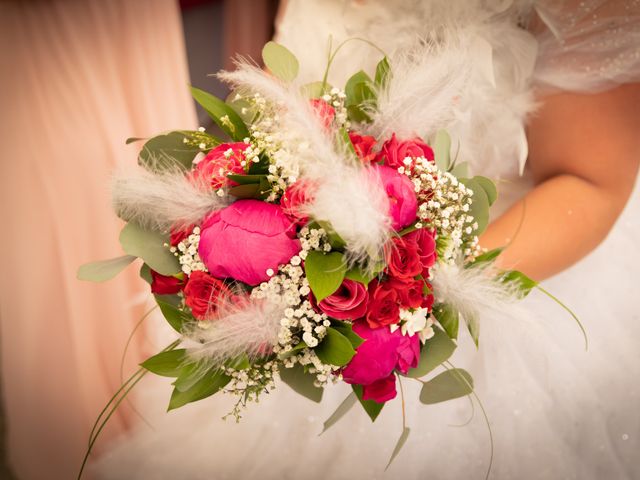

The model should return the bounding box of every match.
[479,83,640,280]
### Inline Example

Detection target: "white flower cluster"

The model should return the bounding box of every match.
[169,226,207,275]
[320,87,349,129]
[222,359,278,421]
[403,157,477,262]
[250,226,340,386]
[391,308,435,343]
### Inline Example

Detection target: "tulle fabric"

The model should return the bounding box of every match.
[93,1,640,479]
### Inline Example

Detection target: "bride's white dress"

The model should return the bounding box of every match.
[93,1,640,479]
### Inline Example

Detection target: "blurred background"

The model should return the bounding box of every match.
[0,0,279,478]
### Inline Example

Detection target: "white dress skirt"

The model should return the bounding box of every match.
[93,1,640,479]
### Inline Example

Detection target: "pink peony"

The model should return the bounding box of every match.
[371,165,418,231]
[362,374,397,403]
[396,334,421,374]
[377,133,434,169]
[312,279,369,320]
[192,142,248,189]
[198,200,301,286]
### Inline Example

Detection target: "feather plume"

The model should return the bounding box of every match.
[368,32,474,141]
[181,297,284,369]
[218,61,391,265]
[111,166,229,233]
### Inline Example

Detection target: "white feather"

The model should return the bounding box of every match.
[181,297,284,368]
[218,61,391,265]
[111,167,229,232]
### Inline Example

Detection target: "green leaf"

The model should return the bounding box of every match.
[433,130,452,172]
[321,392,357,434]
[300,81,331,98]
[262,41,299,82]
[173,362,205,392]
[226,353,250,371]
[433,303,459,340]
[277,341,308,360]
[330,321,365,349]
[467,247,504,268]
[225,92,257,124]
[139,263,152,284]
[346,104,372,123]
[459,178,490,235]
[168,367,230,411]
[314,327,356,367]
[140,349,186,377]
[449,161,469,178]
[344,266,375,287]
[385,427,411,470]
[304,251,347,302]
[501,270,538,297]
[345,70,372,105]
[190,86,250,141]
[407,326,456,378]
[125,137,146,145]
[138,131,202,172]
[474,176,498,206]
[119,223,180,276]
[374,56,391,88]
[279,363,323,403]
[352,384,385,422]
[419,369,474,405]
[155,296,192,333]
[77,255,137,282]
[465,312,480,347]
[226,174,266,185]
[227,183,260,199]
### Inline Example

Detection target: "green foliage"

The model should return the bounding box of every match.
[277,341,308,360]
[227,175,271,200]
[119,222,180,276]
[321,392,358,434]
[262,41,299,82]
[168,367,231,411]
[474,176,498,206]
[225,92,257,124]
[140,349,186,377]
[344,70,376,123]
[459,177,490,235]
[344,266,376,287]
[279,363,324,403]
[314,327,356,367]
[386,427,411,470]
[407,326,456,378]
[433,303,460,340]
[304,250,347,302]
[155,295,192,333]
[419,368,474,404]
[137,131,209,172]
[468,247,504,268]
[374,56,391,88]
[300,81,331,98]
[501,270,538,297]
[352,384,385,422]
[77,255,137,282]
[139,263,152,284]
[190,86,250,141]
[466,312,480,347]
[331,321,365,348]
[449,161,469,178]
[433,130,452,172]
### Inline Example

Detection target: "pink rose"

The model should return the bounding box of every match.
[365,279,400,329]
[198,200,301,286]
[192,142,248,189]
[396,334,421,374]
[310,99,336,129]
[386,236,422,280]
[371,164,418,231]
[405,228,437,277]
[312,279,369,320]
[348,132,378,164]
[280,180,316,226]
[377,133,434,169]
[362,374,397,403]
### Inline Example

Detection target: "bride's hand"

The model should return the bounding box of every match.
[480,82,640,280]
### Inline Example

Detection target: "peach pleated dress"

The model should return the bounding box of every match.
[0,1,196,478]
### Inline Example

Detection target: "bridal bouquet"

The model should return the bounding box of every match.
[79,41,543,467]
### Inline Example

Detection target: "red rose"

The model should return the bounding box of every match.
[280,180,316,226]
[386,276,424,309]
[312,279,369,320]
[183,271,232,320]
[405,228,437,277]
[309,98,336,129]
[191,142,248,189]
[365,280,400,329]
[348,132,378,164]
[169,225,194,247]
[150,270,185,295]
[362,373,397,403]
[386,236,422,280]
[377,133,434,169]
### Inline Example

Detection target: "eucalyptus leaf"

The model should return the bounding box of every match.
[262,41,299,82]
[190,86,249,141]
[279,363,323,403]
[77,255,137,282]
[465,312,480,347]
[138,131,202,172]
[321,392,357,435]
[449,161,470,178]
[385,427,411,470]
[459,178,490,235]
[474,176,498,206]
[433,303,460,340]
[353,384,384,422]
[433,130,452,172]
[304,251,347,302]
[407,326,456,378]
[168,368,230,411]
[140,349,186,377]
[419,369,474,405]
[139,263,152,284]
[119,223,180,276]
[301,81,331,98]
[314,327,356,367]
